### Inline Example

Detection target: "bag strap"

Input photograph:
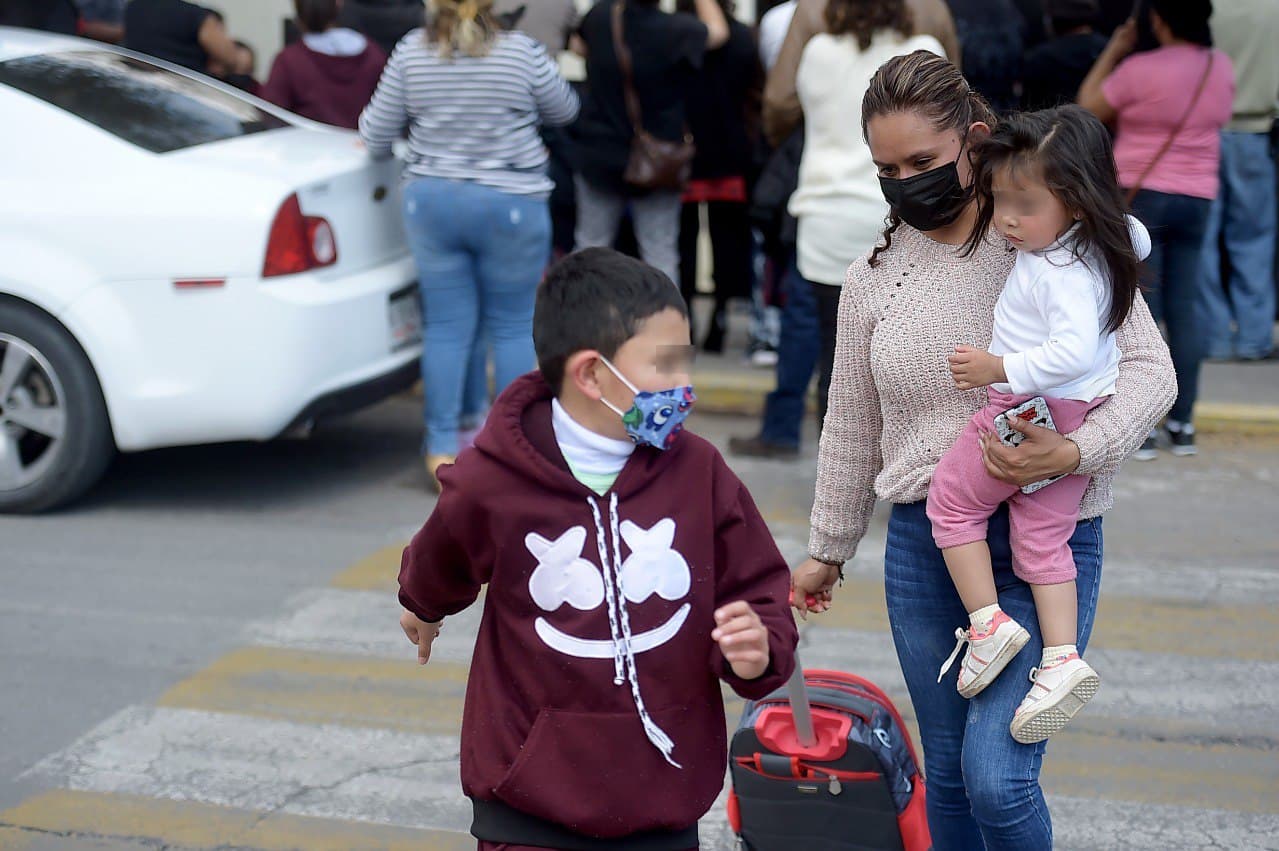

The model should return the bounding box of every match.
[1125,50,1215,205]
[610,0,647,137]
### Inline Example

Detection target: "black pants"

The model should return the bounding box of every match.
[813,282,841,430]
[678,200,754,313]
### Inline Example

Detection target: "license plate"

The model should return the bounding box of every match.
[388,286,422,351]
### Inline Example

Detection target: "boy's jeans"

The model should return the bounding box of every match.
[1200,131,1278,359]
[886,501,1103,850]
[402,177,550,456]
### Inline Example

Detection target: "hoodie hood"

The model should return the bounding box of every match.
[472,372,677,501]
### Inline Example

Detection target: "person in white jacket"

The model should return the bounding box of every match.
[926,106,1150,745]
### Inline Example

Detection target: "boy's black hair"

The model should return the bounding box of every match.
[534,248,688,394]
[963,105,1140,334]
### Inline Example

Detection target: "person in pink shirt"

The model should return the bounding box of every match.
[1079,0,1234,460]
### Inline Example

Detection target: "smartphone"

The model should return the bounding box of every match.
[992,396,1067,495]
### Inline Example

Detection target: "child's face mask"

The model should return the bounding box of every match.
[598,357,696,450]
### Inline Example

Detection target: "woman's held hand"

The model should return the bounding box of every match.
[791,558,841,619]
[979,418,1081,487]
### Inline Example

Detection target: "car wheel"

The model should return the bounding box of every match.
[0,302,114,513]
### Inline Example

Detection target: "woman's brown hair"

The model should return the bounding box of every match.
[294,0,339,34]
[427,0,498,58]
[825,0,912,51]
[860,50,998,266]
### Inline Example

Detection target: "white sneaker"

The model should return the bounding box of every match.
[937,611,1031,698]
[1010,654,1100,744]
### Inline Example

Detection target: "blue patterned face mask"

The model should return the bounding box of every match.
[599,357,696,450]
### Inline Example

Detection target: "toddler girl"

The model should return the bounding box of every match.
[928,105,1148,743]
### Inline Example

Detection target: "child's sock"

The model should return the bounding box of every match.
[969,604,1002,633]
[1041,644,1078,667]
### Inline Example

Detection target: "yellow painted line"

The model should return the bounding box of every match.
[0,825,43,850]
[158,646,466,735]
[0,789,474,851]
[329,543,404,591]
[808,577,1279,661]
[1196,402,1279,436]
[1042,733,1279,814]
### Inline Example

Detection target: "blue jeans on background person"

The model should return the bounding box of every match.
[402,177,550,456]
[885,501,1103,850]
[759,260,820,448]
[1200,132,1278,359]
[1130,189,1213,424]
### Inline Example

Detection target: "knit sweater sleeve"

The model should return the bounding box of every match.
[808,261,883,564]
[1068,293,1176,476]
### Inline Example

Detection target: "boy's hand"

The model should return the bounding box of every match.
[948,346,1006,391]
[399,609,442,666]
[713,601,770,681]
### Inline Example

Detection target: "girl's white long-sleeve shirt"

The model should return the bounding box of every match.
[989,217,1152,402]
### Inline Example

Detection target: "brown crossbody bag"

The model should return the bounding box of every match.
[1124,51,1215,206]
[611,0,696,191]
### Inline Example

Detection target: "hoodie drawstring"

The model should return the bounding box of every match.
[588,494,681,768]
[588,497,627,688]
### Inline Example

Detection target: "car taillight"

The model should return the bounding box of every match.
[262,194,338,277]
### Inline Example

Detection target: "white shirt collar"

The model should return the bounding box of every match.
[551,398,635,476]
[302,28,368,57]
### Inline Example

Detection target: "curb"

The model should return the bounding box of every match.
[690,369,1279,436]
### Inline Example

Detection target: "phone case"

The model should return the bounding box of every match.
[992,396,1066,495]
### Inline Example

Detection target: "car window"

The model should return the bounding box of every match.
[0,50,288,153]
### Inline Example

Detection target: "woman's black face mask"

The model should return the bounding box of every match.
[877,145,971,232]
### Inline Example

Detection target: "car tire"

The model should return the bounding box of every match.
[0,301,114,513]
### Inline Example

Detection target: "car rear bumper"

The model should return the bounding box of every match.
[61,254,423,452]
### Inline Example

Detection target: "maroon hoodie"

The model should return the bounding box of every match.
[399,373,798,848]
[260,39,387,130]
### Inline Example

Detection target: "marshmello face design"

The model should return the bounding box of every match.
[527,519,692,659]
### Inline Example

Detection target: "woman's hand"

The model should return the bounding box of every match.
[979,417,1081,487]
[791,558,842,619]
[1078,18,1135,123]
[1104,18,1139,62]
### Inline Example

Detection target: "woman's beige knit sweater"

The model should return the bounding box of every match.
[808,225,1177,565]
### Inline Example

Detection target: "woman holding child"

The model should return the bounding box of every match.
[791,51,1176,848]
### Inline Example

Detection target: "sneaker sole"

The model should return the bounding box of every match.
[958,626,1031,699]
[1010,669,1101,744]
[1169,445,1197,457]
[1131,448,1158,462]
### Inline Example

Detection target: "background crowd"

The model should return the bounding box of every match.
[3,0,1276,474]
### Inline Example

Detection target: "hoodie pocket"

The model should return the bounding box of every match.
[494,706,708,838]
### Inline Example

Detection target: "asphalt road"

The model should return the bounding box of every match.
[2,393,1277,849]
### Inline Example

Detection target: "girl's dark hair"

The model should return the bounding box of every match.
[860,51,998,266]
[963,105,1140,334]
[825,0,912,50]
[534,249,689,393]
[1151,0,1213,47]
[294,0,340,34]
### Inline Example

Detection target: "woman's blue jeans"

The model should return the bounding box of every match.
[1130,189,1213,423]
[402,178,550,455]
[885,501,1103,850]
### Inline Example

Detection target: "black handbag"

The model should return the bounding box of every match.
[611,0,695,191]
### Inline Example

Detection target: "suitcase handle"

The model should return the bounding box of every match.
[785,654,817,748]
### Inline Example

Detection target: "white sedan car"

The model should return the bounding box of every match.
[0,28,422,512]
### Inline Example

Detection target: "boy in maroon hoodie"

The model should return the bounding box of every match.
[398,248,799,850]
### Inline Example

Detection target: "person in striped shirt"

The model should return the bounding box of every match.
[359,0,579,490]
